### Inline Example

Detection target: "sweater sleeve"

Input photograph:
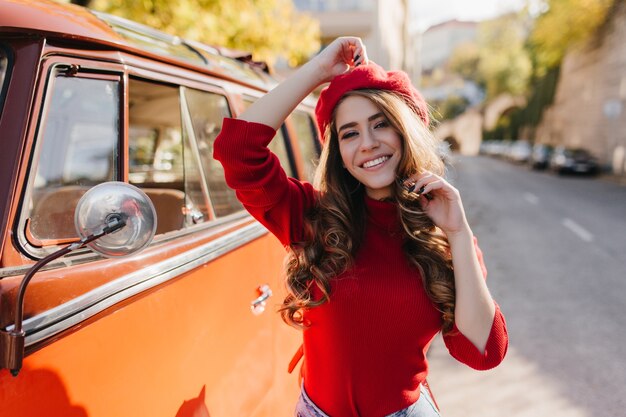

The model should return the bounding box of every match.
[442,237,509,370]
[213,118,317,246]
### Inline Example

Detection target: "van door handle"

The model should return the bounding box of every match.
[186,207,204,224]
[250,284,272,316]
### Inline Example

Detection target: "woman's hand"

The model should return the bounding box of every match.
[404,171,470,237]
[404,174,498,355]
[238,37,367,129]
[309,37,368,84]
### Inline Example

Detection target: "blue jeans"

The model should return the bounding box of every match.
[295,383,441,417]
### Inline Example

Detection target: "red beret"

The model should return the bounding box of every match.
[314,62,429,139]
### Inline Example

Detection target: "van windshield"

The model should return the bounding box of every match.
[0,46,9,117]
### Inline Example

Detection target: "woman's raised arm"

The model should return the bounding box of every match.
[239,37,368,129]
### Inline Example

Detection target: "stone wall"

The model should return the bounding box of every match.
[434,109,483,155]
[535,1,626,174]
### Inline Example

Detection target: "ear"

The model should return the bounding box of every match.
[198,385,206,400]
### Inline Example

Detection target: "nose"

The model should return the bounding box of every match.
[359,128,379,151]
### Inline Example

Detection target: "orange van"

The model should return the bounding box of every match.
[0,1,320,415]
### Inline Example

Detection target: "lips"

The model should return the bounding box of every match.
[361,155,390,169]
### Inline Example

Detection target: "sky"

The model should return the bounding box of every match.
[411,0,527,31]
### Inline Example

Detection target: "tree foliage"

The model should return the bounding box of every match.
[448,13,532,100]
[434,95,471,121]
[448,42,482,86]
[477,14,532,99]
[65,0,320,67]
[530,0,614,73]
[436,1,616,139]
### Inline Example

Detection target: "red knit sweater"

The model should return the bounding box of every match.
[214,118,508,417]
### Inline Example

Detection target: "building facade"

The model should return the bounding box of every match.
[417,19,483,114]
[293,0,418,81]
[420,19,477,73]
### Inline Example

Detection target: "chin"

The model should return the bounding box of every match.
[362,176,395,190]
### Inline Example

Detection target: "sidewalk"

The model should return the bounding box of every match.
[426,336,592,417]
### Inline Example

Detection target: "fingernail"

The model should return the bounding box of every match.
[354,54,361,61]
[407,183,416,193]
[418,186,426,194]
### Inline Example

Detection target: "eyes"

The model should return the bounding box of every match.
[374,120,390,129]
[339,118,390,140]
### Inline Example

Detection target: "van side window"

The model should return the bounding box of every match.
[128,78,209,235]
[242,98,296,177]
[26,75,119,241]
[183,88,243,217]
[289,111,320,182]
[0,46,9,115]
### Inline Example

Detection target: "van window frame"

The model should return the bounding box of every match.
[181,85,245,218]
[0,42,12,118]
[126,75,214,234]
[15,60,125,261]
[286,109,321,182]
[278,124,299,178]
[241,94,299,179]
[124,70,250,234]
[0,53,277,355]
[13,59,256,263]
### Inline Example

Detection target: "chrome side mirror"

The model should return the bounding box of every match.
[1,182,156,376]
[74,182,156,257]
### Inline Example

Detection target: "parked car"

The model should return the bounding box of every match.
[549,146,600,175]
[1,1,318,415]
[507,140,532,163]
[480,139,511,158]
[529,143,554,170]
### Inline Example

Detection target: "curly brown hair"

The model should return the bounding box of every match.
[279,89,457,334]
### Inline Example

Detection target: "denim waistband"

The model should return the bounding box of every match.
[294,383,441,417]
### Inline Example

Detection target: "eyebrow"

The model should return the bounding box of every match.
[338,112,385,133]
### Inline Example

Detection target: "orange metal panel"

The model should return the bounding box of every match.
[0,0,122,46]
[0,2,308,412]
[0,234,299,416]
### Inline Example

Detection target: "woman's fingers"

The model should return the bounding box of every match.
[420,179,443,194]
[336,37,367,66]
[402,172,468,233]
[403,171,458,199]
[403,172,435,193]
[315,37,368,81]
[351,43,368,66]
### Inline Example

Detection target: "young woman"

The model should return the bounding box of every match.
[214,37,508,417]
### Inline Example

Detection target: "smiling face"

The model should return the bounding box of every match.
[334,94,402,200]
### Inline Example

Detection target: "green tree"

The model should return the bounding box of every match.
[447,14,531,100]
[448,41,483,86]
[530,0,614,73]
[64,0,320,67]
[476,13,532,99]
[434,95,471,121]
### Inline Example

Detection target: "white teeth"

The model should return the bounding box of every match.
[362,156,389,168]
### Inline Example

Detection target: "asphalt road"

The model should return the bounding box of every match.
[426,155,626,417]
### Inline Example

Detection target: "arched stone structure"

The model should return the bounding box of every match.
[483,94,527,131]
[433,94,525,155]
[434,109,482,155]
[443,136,460,151]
